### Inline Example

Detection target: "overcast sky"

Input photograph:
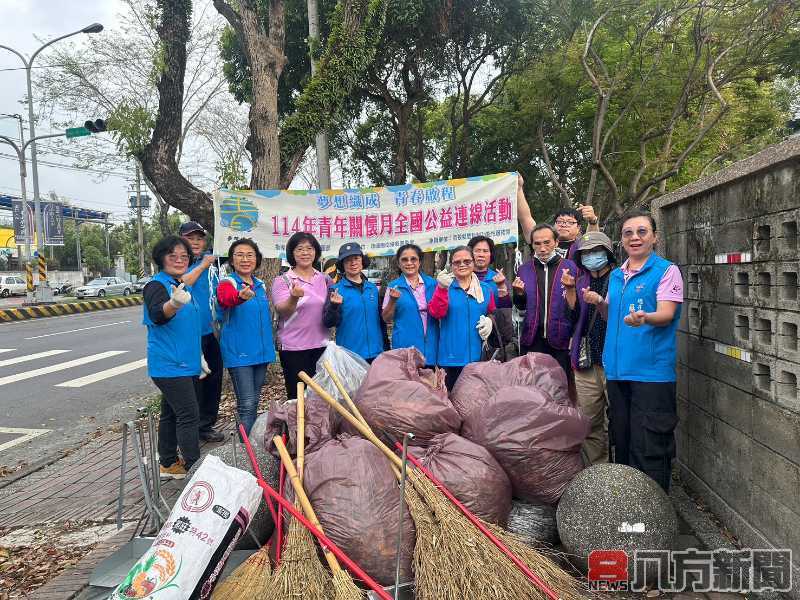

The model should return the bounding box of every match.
[0,1,160,224]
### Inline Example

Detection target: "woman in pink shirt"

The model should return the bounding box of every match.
[271,232,332,399]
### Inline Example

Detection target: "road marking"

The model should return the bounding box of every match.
[56,358,148,388]
[0,349,15,354]
[24,321,132,340]
[0,426,50,453]
[0,351,128,387]
[0,349,70,367]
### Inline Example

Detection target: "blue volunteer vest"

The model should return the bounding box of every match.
[218,273,277,368]
[332,277,384,360]
[142,271,202,378]
[437,280,492,367]
[186,256,213,335]
[603,253,682,382]
[388,273,439,365]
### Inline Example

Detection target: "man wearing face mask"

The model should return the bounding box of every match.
[563,232,616,464]
[512,224,578,380]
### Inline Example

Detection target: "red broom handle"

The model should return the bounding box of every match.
[275,432,287,564]
[240,425,393,600]
[236,424,278,525]
[398,444,560,600]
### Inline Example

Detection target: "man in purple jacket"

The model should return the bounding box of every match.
[512,223,579,380]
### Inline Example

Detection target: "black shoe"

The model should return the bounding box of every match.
[200,430,225,443]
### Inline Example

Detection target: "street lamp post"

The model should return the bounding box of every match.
[0,23,103,296]
[0,113,30,261]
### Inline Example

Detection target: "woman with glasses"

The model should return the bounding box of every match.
[582,210,683,491]
[381,244,439,365]
[216,239,276,434]
[142,236,202,480]
[428,246,495,390]
[272,232,332,399]
[323,242,386,361]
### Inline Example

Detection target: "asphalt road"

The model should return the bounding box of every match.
[0,306,157,470]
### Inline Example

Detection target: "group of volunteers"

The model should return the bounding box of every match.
[142,174,682,492]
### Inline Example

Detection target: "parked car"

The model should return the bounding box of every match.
[364,268,383,287]
[0,275,26,297]
[75,277,133,298]
[132,276,152,293]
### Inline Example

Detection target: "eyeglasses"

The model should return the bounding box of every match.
[399,257,419,263]
[166,253,189,262]
[233,253,257,260]
[294,245,315,254]
[621,227,652,239]
[452,259,474,267]
[555,219,578,226]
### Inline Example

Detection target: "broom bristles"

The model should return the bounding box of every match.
[211,544,272,600]
[264,515,332,600]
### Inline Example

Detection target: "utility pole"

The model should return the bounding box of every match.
[135,164,145,276]
[307,0,331,189]
[0,113,31,262]
[73,207,82,275]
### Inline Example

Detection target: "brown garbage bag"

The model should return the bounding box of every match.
[418,433,512,526]
[461,385,589,505]
[303,435,415,585]
[266,390,338,456]
[450,352,571,420]
[350,348,460,444]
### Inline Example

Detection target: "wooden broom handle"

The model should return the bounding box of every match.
[273,435,342,574]
[297,381,305,479]
[299,371,403,471]
[322,360,369,428]
[319,362,404,479]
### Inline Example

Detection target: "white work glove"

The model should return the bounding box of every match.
[437,270,454,289]
[169,282,192,309]
[476,315,493,341]
[199,355,211,380]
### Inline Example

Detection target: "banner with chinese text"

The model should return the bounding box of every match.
[213,172,517,259]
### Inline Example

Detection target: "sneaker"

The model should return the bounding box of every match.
[200,430,225,443]
[160,462,187,480]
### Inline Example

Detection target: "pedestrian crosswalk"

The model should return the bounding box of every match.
[0,348,148,388]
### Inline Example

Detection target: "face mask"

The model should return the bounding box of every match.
[582,250,609,271]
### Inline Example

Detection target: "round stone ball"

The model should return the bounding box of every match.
[187,441,279,549]
[556,463,677,570]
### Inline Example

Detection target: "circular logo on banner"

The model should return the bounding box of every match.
[182,481,214,513]
[220,196,259,232]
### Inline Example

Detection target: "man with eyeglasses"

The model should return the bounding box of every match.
[178,221,225,443]
[515,174,600,260]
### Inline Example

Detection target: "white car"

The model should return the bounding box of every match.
[0,275,26,297]
[75,277,133,299]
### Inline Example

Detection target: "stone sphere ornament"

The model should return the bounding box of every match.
[556,463,678,572]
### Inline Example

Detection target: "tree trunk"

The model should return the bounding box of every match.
[139,0,213,230]
[392,107,410,184]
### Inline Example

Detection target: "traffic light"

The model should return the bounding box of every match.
[84,119,107,133]
[65,118,108,139]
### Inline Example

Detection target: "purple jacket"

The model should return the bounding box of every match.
[517,256,578,350]
[567,269,593,369]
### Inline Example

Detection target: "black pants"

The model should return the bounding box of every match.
[198,333,223,433]
[444,366,464,392]
[606,380,677,492]
[521,337,575,402]
[279,347,326,399]
[152,376,201,469]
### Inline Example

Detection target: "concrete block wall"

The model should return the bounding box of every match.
[653,137,800,596]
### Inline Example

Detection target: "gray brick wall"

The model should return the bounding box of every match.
[653,139,800,597]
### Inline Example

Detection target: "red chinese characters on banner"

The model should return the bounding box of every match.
[273,196,512,240]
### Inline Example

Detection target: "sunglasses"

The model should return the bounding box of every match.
[621,227,653,239]
[452,259,474,267]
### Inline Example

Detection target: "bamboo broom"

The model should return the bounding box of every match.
[317,364,463,600]
[210,544,272,600]
[302,370,588,600]
[264,382,332,600]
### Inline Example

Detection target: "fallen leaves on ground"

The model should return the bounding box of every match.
[0,542,95,599]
